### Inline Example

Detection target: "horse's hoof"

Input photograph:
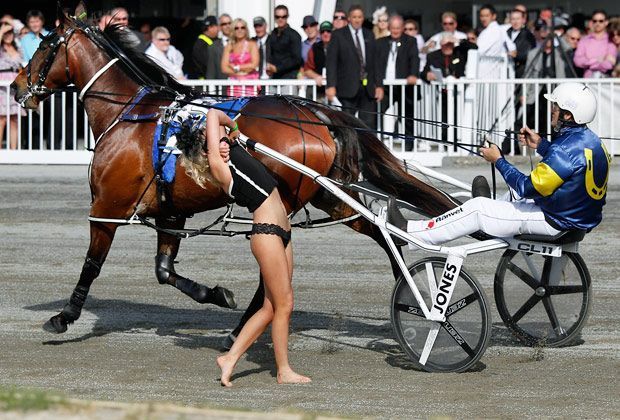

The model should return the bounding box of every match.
[212,286,237,309]
[43,314,68,334]
[221,332,236,351]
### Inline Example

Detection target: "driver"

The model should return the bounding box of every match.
[389,82,611,244]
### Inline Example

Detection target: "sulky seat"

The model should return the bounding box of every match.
[514,229,587,245]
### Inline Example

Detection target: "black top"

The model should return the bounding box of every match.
[267,25,302,79]
[190,35,225,80]
[309,40,327,74]
[507,27,536,78]
[423,41,476,81]
[423,48,467,80]
[326,26,381,99]
[375,34,420,80]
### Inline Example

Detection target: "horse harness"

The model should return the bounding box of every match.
[19,29,75,107]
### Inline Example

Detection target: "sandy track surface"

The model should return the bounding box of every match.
[0,163,618,419]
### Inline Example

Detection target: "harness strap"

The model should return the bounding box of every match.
[79,57,119,101]
[119,86,159,121]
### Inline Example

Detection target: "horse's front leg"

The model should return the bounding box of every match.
[154,217,236,309]
[44,221,117,333]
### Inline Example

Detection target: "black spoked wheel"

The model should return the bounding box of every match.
[390,257,492,373]
[494,250,591,347]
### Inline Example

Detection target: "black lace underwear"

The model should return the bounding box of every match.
[251,223,291,247]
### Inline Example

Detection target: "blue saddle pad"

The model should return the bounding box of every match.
[151,97,251,184]
[212,97,251,119]
[152,120,182,184]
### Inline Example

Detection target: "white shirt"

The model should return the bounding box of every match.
[415,34,426,72]
[477,21,516,56]
[385,39,399,80]
[348,24,366,64]
[427,30,467,52]
[145,43,185,80]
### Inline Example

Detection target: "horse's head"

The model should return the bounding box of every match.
[12,2,89,109]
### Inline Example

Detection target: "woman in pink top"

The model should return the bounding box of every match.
[573,10,616,78]
[221,18,259,97]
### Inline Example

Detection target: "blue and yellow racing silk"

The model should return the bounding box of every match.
[495,125,611,231]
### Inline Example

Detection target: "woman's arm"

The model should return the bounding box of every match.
[206,110,236,188]
[240,41,259,72]
[221,45,235,76]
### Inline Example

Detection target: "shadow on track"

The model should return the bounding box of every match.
[24,298,534,373]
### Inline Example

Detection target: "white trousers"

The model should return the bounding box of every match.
[407,195,561,246]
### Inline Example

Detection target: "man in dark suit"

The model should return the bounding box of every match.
[326,5,383,129]
[376,15,419,150]
[252,16,270,80]
[507,9,536,78]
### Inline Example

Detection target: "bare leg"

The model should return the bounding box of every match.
[0,116,6,148]
[9,116,18,150]
[217,191,310,386]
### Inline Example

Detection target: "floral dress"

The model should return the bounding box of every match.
[0,47,25,115]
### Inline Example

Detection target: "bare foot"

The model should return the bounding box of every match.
[277,368,312,384]
[216,354,236,387]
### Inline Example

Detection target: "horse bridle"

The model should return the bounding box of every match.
[19,27,75,106]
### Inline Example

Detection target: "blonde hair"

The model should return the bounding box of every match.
[176,124,214,189]
[179,153,213,189]
[229,18,248,47]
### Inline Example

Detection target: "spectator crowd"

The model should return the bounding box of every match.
[1,4,619,149]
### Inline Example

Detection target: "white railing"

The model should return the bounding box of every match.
[0,78,618,165]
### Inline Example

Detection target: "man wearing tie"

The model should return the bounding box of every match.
[376,15,419,150]
[326,5,383,129]
[252,16,270,81]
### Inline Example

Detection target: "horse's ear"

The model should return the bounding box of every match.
[57,2,67,26]
[74,1,88,21]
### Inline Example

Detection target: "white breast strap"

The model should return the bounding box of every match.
[79,58,120,101]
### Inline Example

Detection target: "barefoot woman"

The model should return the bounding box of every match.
[204,109,311,386]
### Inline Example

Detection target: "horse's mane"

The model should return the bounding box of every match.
[99,24,195,97]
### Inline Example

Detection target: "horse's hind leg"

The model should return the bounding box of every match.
[154,217,236,309]
[44,222,117,333]
[222,274,265,349]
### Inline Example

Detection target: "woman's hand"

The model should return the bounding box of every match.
[219,139,230,162]
[0,22,12,36]
[228,123,240,141]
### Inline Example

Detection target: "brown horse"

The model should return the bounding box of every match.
[12,4,458,337]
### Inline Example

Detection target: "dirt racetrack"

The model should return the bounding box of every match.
[0,162,618,419]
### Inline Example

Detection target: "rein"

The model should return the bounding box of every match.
[20,29,75,106]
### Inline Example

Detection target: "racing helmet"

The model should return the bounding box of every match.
[543,82,597,124]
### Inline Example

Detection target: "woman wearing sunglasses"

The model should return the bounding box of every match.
[221,18,259,97]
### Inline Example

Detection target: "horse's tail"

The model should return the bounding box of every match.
[319,106,459,217]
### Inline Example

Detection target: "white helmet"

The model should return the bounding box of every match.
[543,82,597,124]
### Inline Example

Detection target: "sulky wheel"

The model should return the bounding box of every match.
[390,257,492,373]
[494,250,591,347]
